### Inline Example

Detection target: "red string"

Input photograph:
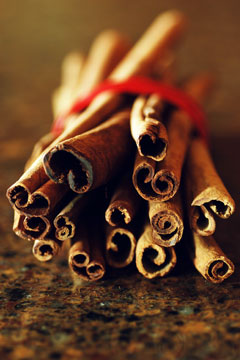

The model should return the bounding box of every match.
[51,76,208,140]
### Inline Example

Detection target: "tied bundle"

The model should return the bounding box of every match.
[7,10,235,284]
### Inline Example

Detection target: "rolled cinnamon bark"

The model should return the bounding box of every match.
[190,204,216,236]
[68,216,105,281]
[110,10,185,81]
[26,53,86,170]
[186,138,235,235]
[133,73,215,201]
[7,10,186,206]
[75,30,130,98]
[105,172,141,226]
[135,223,177,279]
[149,193,183,247]
[8,179,70,216]
[130,94,168,161]
[190,232,234,283]
[13,212,51,241]
[44,110,133,193]
[52,52,86,118]
[32,238,62,262]
[105,225,137,268]
[54,31,131,130]
[54,193,93,241]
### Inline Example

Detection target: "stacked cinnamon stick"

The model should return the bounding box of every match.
[7,10,235,284]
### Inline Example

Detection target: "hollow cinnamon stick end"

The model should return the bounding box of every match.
[106,227,136,268]
[191,233,235,283]
[137,133,168,162]
[190,206,216,237]
[32,240,59,262]
[43,145,93,194]
[105,202,132,227]
[136,224,177,279]
[6,183,29,211]
[87,262,105,281]
[204,257,235,284]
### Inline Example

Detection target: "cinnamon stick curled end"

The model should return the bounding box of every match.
[190,205,216,236]
[54,215,76,241]
[191,232,235,284]
[137,127,168,161]
[44,146,93,194]
[151,209,183,247]
[32,239,61,262]
[7,184,48,215]
[7,180,68,216]
[136,224,177,278]
[105,227,136,268]
[69,241,105,281]
[132,154,178,201]
[105,201,132,226]
[192,191,235,219]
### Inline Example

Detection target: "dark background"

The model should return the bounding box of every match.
[0,1,240,359]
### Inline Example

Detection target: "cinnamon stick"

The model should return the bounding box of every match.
[149,193,183,247]
[52,52,85,118]
[68,215,105,281]
[75,30,130,97]
[8,179,70,216]
[190,204,216,236]
[44,110,133,193]
[7,10,186,207]
[26,52,86,170]
[190,232,234,283]
[105,172,142,226]
[32,238,62,262]
[135,222,177,279]
[186,137,235,236]
[13,212,51,241]
[54,193,93,241]
[132,73,215,201]
[105,225,137,268]
[130,94,168,161]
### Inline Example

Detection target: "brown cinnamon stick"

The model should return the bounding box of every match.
[190,204,216,236]
[186,138,235,236]
[54,193,93,241]
[8,179,70,216]
[149,193,183,247]
[190,232,234,283]
[75,30,130,97]
[26,53,86,170]
[105,173,141,226]
[13,212,51,241]
[68,216,105,281]
[132,73,215,201]
[32,238,62,262]
[130,94,168,161]
[52,52,86,118]
[7,10,186,207]
[105,225,136,268]
[44,110,133,193]
[135,222,177,279]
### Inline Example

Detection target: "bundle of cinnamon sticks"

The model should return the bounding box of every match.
[7,10,235,284]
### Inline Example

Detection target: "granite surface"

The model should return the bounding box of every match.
[0,137,240,360]
[1,1,240,359]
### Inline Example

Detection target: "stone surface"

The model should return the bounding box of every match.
[0,1,240,359]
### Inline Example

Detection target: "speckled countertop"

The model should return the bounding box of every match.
[1,1,240,359]
[1,130,240,360]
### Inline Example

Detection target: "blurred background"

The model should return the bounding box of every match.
[1,0,240,144]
